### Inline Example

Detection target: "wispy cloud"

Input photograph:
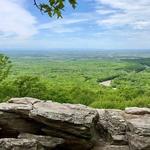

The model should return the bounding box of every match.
[96,0,150,30]
[38,18,88,33]
[0,0,38,39]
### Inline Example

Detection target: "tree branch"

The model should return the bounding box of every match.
[33,0,40,10]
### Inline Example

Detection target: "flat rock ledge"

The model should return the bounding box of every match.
[0,98,149,150]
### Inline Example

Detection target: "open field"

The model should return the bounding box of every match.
[0,50,150,109]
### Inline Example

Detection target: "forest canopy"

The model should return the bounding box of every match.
[0,51,150,109]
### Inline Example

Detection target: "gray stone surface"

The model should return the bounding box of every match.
[127,133,150,150]
[105,109,127,135]
[96,109,107,130]
[0,138,43,150]
[30,101,99,139]
[0,103,32,115]
[0,98,149,150]
[8,97,41,105]
[125,115,150,150]
[18,133,65,149]
[125,107,150,115]
[97,109,127,144]
[92,144,129,150]
[126,115,150,136]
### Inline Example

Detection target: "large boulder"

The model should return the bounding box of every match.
[29,101,99,149]
[126,115,150,136]
[125,115,150,150]
[104,110,127,136]
[0,98,99,139]
[97,109,127,144]
[0,97,99,150]
[29,101,99,139]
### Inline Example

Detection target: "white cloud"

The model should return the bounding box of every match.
[96,0,150,30]
[96,9,117,15]
[0,0,38,39]
[38,18,88,33]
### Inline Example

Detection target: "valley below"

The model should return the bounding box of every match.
[0,49,150,109]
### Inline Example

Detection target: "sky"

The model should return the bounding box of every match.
[0,0,150,50]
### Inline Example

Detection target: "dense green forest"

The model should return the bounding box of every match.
[0,50,150,109]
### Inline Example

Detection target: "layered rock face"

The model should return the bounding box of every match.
[0,97,149,150]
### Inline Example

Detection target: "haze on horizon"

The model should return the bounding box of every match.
[0,0,150,50]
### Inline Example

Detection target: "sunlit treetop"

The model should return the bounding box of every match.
[34,0,77,18]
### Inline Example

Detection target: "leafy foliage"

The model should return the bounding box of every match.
[13,76,47,98]
[0,54,11,81]
[34,0,77,18]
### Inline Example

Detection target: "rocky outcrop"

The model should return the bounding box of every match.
[126,114,150,150]
[0,97,149,150]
